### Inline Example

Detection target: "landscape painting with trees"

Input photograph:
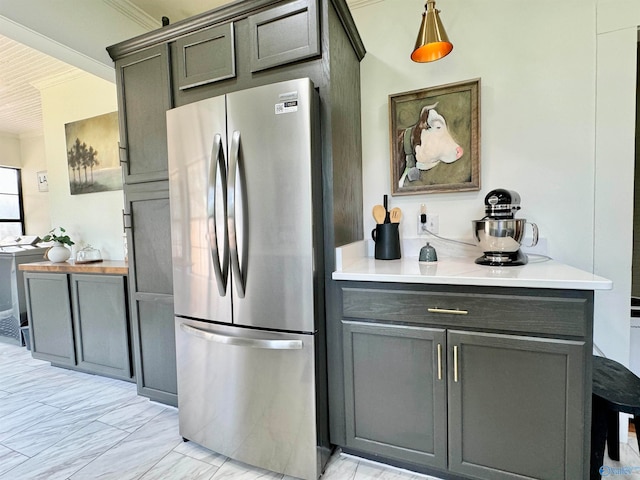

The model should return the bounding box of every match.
[64,112,121,195]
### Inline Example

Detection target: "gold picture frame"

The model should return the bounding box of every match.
[389,78,480,195]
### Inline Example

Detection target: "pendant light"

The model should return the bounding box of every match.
[411,0,453,63]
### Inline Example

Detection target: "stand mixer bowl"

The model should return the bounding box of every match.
[472,218,538,254]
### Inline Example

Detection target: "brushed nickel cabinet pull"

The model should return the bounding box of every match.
[428,307,468,315]
[122,210,132,230]
[437,343,442,381]
[118,142,128,164]
[453,345,459,382]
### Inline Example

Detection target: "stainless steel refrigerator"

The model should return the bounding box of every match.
[167,78,328,480]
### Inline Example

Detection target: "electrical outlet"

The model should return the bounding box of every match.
[418,213,439,235]
[426,213,439,234]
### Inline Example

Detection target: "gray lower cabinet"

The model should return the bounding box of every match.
[447,330,585,480]
[338,282,592,480]
[70,274,131,380]
[25,272,132,381]
[343,322,447,469]
[25,273,75,366]
[124,181,177,406]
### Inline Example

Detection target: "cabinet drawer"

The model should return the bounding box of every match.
[341,286,589,338]
[249,0,320,72]
[175,23,236,90]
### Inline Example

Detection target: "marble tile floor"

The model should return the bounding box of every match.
[601,431,640,480]
[0,341,440,480]
[3,340,640,480]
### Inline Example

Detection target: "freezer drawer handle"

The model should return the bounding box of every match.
[180,323,303,350]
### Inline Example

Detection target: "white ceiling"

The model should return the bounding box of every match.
[0,0,369,137]
[0,34,77,136]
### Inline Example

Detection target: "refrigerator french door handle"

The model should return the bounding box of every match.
[228,130,246,298]
[208,134,229,296]
[180,323,303,350]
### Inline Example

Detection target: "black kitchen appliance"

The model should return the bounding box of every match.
[472,189,538,266]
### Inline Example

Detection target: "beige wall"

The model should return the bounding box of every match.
[353,0,596,269]
[39,71,124,259]
[593,0,640,366]
[351,0,639,364]
[19,133,49,236]
[0,133,21,168]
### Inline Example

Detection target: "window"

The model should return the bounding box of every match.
[0,167,24,238]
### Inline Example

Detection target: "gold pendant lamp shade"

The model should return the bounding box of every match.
[411,0,453,63]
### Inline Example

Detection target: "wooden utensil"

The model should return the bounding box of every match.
[390,207,402,223]
[372,205,386,224]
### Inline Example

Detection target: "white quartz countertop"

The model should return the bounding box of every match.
[333,240,612,291]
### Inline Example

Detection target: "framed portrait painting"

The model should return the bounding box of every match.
[389,78,480,195]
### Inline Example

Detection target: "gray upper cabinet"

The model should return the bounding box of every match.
[25,273,75,366]
[175,23,236,90]
[248,0,320,72]
[115,45,172,184]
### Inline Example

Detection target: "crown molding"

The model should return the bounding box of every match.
[103,0,160,31]
[346,0,387,9]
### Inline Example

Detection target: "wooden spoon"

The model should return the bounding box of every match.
[372,205,386,224]
[390,207,402,223]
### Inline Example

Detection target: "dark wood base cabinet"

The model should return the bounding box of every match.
[337,281,593,480]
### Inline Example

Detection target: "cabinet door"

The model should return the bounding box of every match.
[71,274,132,380]
[24,273,75,366]
[447,330,586,480]
[175,22,235,90]
[343,321,447,469]
[125,182,177,405]
[248,0,320,72]
[116,45,172,184]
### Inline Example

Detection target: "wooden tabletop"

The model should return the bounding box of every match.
[18,260,128,275]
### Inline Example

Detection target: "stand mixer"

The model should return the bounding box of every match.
[472,189,538,266]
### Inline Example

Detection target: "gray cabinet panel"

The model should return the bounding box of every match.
[135,298,177,404]
[71,274,132,380]
[447,330,586,480]
[116,45,172,183]
[342,286,589,337]
[126,185,173,295]
[343,321,447,469]
[249,0,320,72]
[125,182,177,405]
[175,23,235,89]
[25,273,75,366]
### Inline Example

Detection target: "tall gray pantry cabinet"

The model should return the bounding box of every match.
[107,0,366,412]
